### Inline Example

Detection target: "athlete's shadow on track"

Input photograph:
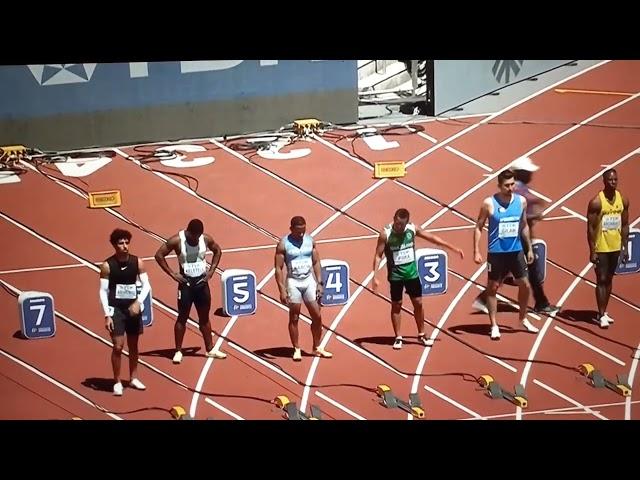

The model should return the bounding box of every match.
[469,302,520,315]
[555,309,638,355]
[448,324,521,336]
[254,347,314,359]
[353,336,437,347]
[139,346,201,360]
[558,309,599,325]
[82,377,118,392]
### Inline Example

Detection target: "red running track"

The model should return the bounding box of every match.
[1,59,639,420]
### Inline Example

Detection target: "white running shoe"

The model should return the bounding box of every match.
[293,348,302,361]
[313,348,333,358]
[418,334,434,347]
[490,325,501,340]
[113,382,124,396]
[172,350,183,364]
[206,348,227,359]
[129,378,146,390]
[472,297,489,314]
[522,318,539,333]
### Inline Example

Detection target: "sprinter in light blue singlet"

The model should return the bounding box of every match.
[283,233,314,281]
[473,169,538,340]
[274,216,333,361]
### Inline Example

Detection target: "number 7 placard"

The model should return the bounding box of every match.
[18,291,56,339]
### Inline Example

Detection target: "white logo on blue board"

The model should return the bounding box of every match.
[28,64,97,86]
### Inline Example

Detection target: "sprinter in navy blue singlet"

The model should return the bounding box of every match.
[473,169,539,340]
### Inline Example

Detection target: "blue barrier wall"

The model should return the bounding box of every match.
[0,60,358,149]
[0,61,357,119]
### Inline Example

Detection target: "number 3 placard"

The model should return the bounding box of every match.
[415,248,448,296]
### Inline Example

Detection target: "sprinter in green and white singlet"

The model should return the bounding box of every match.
[384,222,419,282]
[373,208,465,350]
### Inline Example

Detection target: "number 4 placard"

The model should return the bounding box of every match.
[320,259,350,306]
[415,248,448,296]
[18,291,56,339]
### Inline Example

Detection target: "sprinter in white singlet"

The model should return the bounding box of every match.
[155,219,227,364]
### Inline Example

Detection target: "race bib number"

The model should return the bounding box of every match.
[602,214,621,231]
[183,261,207,277]
[393,248,415,265]
[290,258,312,276]
[498,221,519,238]
[115,284,137,299]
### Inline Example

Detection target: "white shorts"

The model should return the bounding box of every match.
[286,276,317,304]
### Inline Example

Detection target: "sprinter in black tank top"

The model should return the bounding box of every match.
[98,229,151,396]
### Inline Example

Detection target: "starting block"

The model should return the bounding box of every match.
[376,384,425,418]
[478,375,528,408]
[578,363,632,397]
[1,145,27,157]
[272,395,322,420]
[170,405,193,420]
[293,118,321,136]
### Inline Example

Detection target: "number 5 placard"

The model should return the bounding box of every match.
[221,269,257,316]
[415,248,448,296]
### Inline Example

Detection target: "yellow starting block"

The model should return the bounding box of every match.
[1,145,27,156]
[374,161,406,179]
[88,190,122,209]
[579,363,632,397]
[478,374,528,408]
[272,395,322,420]
[376,384,425,418]
[170,405,193,420]
[293,118,321,135]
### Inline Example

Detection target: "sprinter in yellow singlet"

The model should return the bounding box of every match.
[587,169,630,328]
